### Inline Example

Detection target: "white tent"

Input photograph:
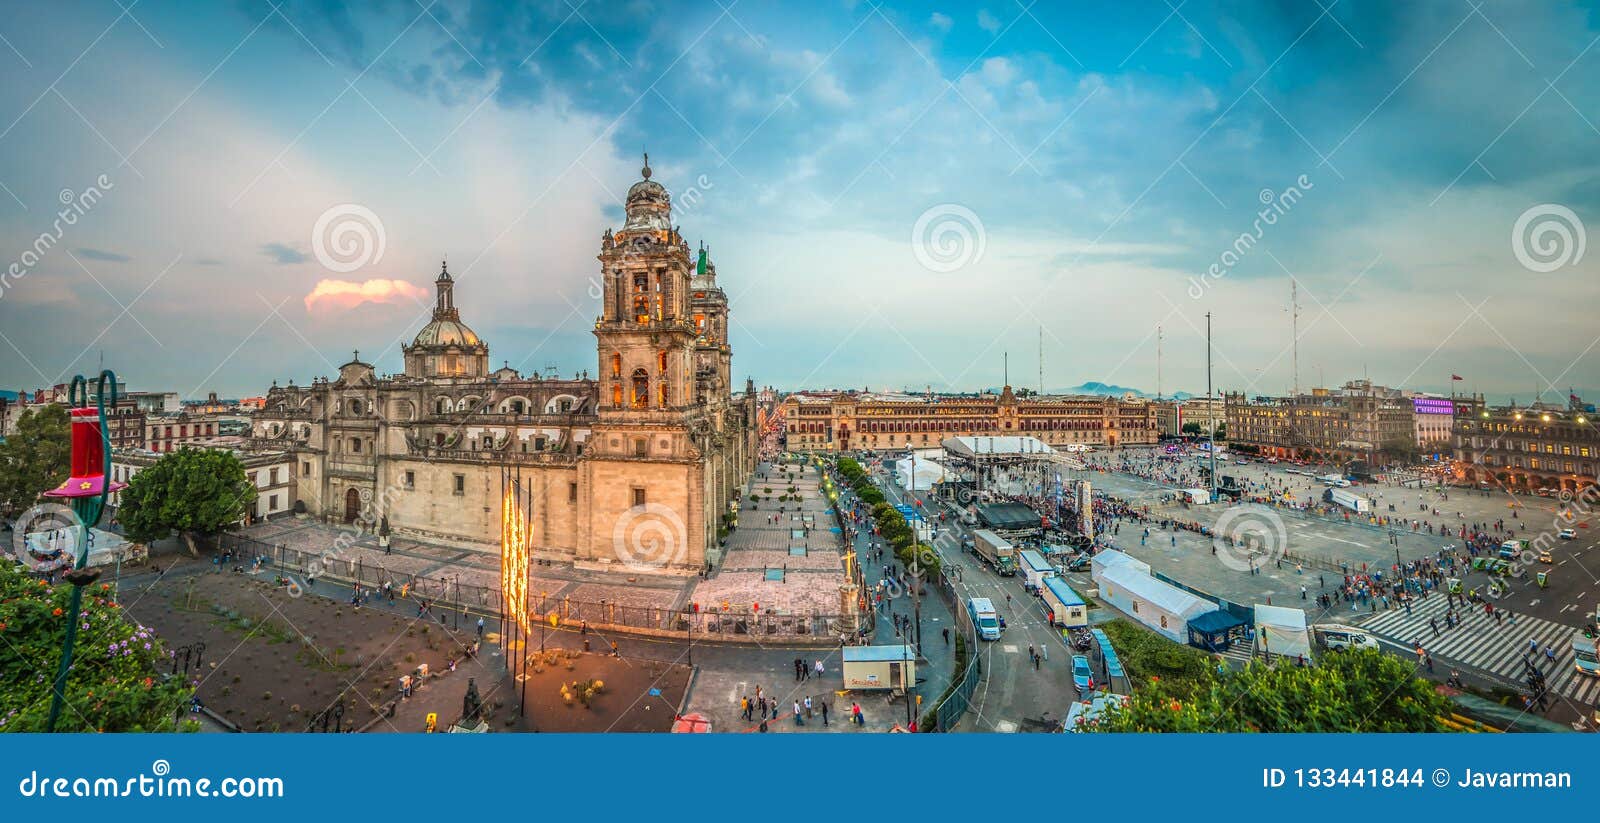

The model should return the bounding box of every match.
[1092,550,1213,643]
[893,454,946,492]
[1254,604,1313,660]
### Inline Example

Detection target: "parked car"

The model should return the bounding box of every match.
[1072,655,1092,692]
[1064,555,1092,572]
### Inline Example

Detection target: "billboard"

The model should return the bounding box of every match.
[1413,397,1454,415]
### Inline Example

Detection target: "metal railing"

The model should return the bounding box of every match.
[220,533,847,643]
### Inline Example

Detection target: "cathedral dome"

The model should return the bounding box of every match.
[412,318,481,348]
[622,153,672,234]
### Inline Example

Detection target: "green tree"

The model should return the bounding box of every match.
[1086,648,1451,732]
[0,405,70,516]
[0,561,191,731]
[1180,421,1202,435]
[118,448,257,556]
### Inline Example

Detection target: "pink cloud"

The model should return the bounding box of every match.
[304,278,427,314]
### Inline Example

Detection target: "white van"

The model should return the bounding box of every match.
[968,597,1002,641]
[1314,623,1378,651]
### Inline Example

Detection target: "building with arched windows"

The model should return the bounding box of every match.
[249,158,756,570]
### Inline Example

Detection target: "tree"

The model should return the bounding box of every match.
[1085,649,1451,732]
[1180,421,1202,435]
[119,448,257,556]
[0,560,191,731]
[0,405,70,516]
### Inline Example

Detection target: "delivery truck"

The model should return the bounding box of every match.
[970,529,1017,576]
[1322,486,1370,513]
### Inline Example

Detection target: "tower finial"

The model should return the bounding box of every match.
[641,150,651,180]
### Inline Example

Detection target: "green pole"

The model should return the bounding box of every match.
[45,370,116,733]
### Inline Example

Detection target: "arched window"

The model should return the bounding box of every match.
[350,438,361,453]
[611,352,622,377]
[348,399,362,415]
[612,383,623,407]
[631,369,649,410]
[659,383,669,407]
[658,350,668,372]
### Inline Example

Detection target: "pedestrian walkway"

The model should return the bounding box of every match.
[1351,595,1600,705]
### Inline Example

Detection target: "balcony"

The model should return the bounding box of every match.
[404,445,578,467]
[327,458,376,480]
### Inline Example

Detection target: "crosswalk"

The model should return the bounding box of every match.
[1350,594,1600,706]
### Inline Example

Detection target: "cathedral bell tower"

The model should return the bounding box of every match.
[594,154,697,415]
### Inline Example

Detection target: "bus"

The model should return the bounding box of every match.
[1574,632,1599,678]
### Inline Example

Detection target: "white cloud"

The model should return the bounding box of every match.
[977,9,1001,34]
[929,12,953,33]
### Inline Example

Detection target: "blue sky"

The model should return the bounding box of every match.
[1,0,1597,403]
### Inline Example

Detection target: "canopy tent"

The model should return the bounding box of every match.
[892,454,946,492]
[974,502,1042,531]
[1187,609,1248,651]
[1092,551,1215,643]
[941,435,1056,459]
[1254,604,1313,661]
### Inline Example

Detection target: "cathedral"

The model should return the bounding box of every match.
[251,156,756,571]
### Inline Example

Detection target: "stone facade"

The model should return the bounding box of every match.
[782,385,1158,452]
[249,158,757,570]
[1452,396,1598,492]
[1225,379,1417,462]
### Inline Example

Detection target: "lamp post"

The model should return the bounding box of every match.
[42,371,125,733]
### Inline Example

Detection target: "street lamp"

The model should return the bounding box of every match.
[42,371,126,733]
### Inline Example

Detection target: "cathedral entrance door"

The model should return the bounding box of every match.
[344,487,360,523]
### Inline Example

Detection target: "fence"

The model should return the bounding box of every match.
[219,533,849,645]
[928,571,983,732]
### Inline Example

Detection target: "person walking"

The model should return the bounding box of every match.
[793,700,804,726]
[476,616,485,639]
[820,700,829,726]
[814,659,825,679]
[804,695,813,718]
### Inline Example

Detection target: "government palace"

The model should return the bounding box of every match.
[782,385,1158,452]
[250,156,756,570]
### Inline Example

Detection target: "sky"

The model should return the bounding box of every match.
[0,0,1597,404]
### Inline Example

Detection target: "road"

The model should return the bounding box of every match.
[870,461,1080,732]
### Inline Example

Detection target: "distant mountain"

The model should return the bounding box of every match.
[1053,381,1193,400]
